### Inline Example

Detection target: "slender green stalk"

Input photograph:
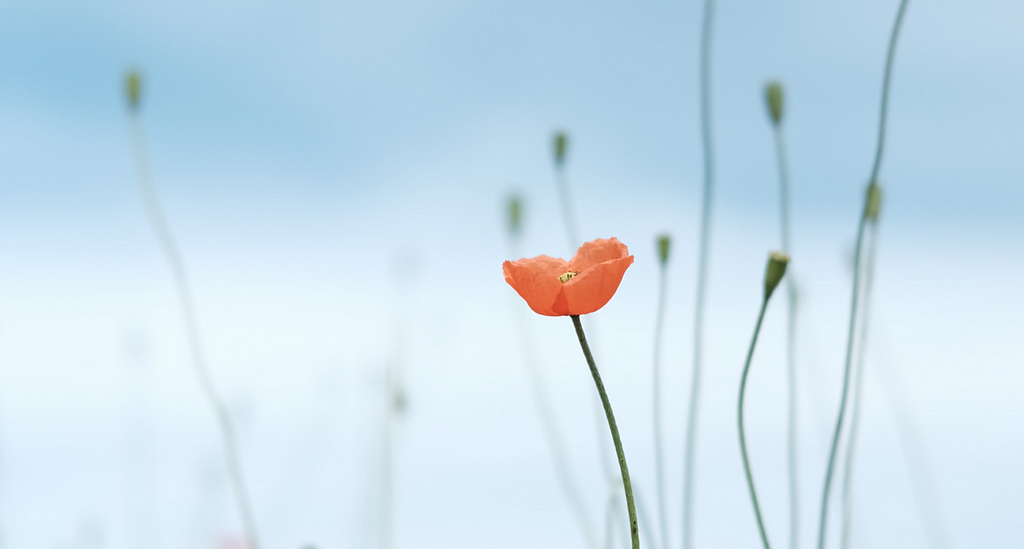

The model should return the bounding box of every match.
[552,138,618,488]
[738,297,773,549]
[840,223,878,549]
[683,1,715,547]
[816,2,909,548]
[652,259,671,549]
[128,113,261,549]
[571,315,640,549]
[508,231,598,549]
[771,114,800,549]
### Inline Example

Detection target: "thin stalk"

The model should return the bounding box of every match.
[508,235,598,549]
[738,298,773,549]
[816,2,910,548]
[652,260,671,549]
[840,223,878,549]
[553,155,617,487]
[772,123,800,549]
[128,114,261,549]
[683,0,715,546]
[571,315,640,549]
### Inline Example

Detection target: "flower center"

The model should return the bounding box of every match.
[558,271,579,283]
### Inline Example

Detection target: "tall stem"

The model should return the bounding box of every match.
[571,315,640,549]
[816,3,909,548]
[652,261,671,549]
[128,115,261,549]
[840,224,878,549]
[684,0,715,546]
[738,298,773,549]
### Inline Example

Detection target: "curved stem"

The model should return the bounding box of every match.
[738,298,772,549]
[816,2,910,548]
[652,262,671,549]
[772,123,800,549]
[684,0,715,547]
[509,236,598,548]
[128,115,261,549]
[840,224,878,549]
[572,315,640,549]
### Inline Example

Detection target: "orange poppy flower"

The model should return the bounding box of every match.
[503,237,635,316]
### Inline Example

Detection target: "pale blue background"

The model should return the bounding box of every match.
[0,0,1021,548]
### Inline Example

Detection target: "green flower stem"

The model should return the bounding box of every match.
[652,259,671,549]
[816,3,910,548]
[571,315,640,549]
[684,0,715,546]
[771,121,801,549]
[738,297,773,549]
[128,113,261,549]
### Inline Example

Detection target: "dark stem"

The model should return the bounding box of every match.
[738,298,773,549]
[684,0,715,547]
[571,315,640,549]
[653,262,671,549]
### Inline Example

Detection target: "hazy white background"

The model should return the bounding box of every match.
[0,0,1022,547]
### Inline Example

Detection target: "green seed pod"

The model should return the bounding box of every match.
[764,251,790,299]
[765,81,783,125]
[656,234,671,266]
[553,132,568,167]
[125,70,142,111]
[507,195,523,235]
[864,181,882,222]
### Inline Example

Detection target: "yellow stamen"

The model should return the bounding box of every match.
[559,271,579,283]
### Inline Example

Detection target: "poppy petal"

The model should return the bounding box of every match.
[560,255,634,315]
[567,237,630,273]
[503,255,568,316]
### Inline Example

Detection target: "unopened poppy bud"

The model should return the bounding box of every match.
[553,131,568,167]
[764,251,790,299]
[656,234,671,266]
[125,70,142,111]
[507,195,522,235]
[864,181,882,221]
[765,81,783,125]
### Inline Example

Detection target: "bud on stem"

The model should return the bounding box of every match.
[656,234,671,266]
[864,181,882,222]
[125,70,142,112]
[765,82,784,126]
[553,132,568,167]
[764,251,790,300]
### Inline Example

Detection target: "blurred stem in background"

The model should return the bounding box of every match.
[571,315,639,549]
[683,0,715,546]
[839,215,879,549]
[739,252,790,549]
[652,235,672,549]
[124,70,261,549]
[765,81,800,549]
[551,132,623,532]
[873,338,954,549]
[505,195,598,549]
[815,2,910,548]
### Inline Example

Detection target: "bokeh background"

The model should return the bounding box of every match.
[1,0,1022,547]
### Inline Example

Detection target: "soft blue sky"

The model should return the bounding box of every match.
[0,1,1022,548]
